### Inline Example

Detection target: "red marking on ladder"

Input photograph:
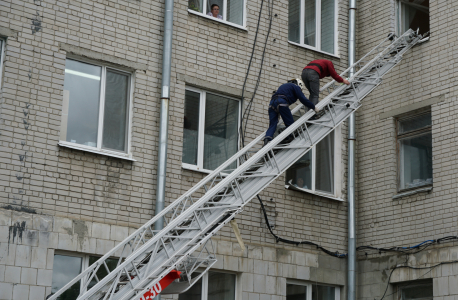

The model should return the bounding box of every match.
[140,270,181,300]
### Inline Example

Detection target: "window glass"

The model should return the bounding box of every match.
[399,133,432,189]
[315,132,334,194]
[203,93,239,170]
[320,0,335,53]
[287,283,307,300]
[400,281,433,300]
[303,0,316,47]
[285,131,334,195]
[227,0,244,25]
[312,284,335,300]
[401,0,429,36]
[288,0,301,43]
[51,254,83,300]
[102,70,129,151]
[0,39,4,85]
[64,60,102,148]
[207,0,224,18]
[398,113,431,134]
[183,90,201,165]
[189,0,204,12]
[87,256,119,289]
[207,272,236,300]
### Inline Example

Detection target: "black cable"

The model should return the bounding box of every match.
[239,0,275,147]
[257,195,347,258]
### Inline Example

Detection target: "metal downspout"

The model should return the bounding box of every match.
[347,0,357,299]
[155,0,174,245]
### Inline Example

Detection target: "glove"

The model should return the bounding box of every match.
[314,108,320,113]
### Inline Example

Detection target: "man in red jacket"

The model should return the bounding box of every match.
[301,59,351,105]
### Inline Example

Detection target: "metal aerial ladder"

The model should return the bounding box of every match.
[49,29,424,300]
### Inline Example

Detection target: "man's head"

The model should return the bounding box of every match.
[288,78,305,91]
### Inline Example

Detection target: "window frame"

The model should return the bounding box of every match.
[53,251,119,296]
[187,0,247,30]
[395,0,430,37]
[288,0,339,56]
[396,280,433,300]
[182,86,242,173]
[285,125,342,201]
[396,110,432,192]
[58,57,135,161]
[0,37,5,87]
[286,279,341,300]
[179,269,240,300]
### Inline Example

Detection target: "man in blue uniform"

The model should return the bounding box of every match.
[264,78,318,146]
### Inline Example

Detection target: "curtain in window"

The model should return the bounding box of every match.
[320,0,335,54]
[102,71,129,152]
[288,0,301,43]
[227,0,244,25]
[303,0,316,46]
[182,90,201,165]
[64,60,102,148]
[203,94,239,170]
[315,132,334,194]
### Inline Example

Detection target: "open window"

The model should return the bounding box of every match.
[188,0,246,27]
[287,279,341,300]
[397,0,429,36]
[288,0,337,55]
[179,271,237,300]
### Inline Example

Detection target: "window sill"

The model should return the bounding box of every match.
[58,141,136,161]
[182,163,213,174]
[392,186,432,199]
[288,41,340,59]
[187,9,247,31]
[285,184,343,202]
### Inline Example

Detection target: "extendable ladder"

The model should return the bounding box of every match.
[49,29,423,300]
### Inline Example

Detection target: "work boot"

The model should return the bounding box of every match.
[280,134,294,144]
[263,138,271,147]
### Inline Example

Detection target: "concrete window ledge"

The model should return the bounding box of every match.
[392,186,433,199]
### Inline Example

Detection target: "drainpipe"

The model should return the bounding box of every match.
[155,0,174,246]
[347,0,357,299]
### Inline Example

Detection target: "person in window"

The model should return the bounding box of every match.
[302,59,351,105]
[207,4,223,19]
[264,79,318,146]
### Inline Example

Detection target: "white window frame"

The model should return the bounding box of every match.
[395,0,430,37]
[180,270,241,300]
[288,0,339,56]
[0,37,5,87]
[286,279,341,300]
[58,58,135,161]
[187,0,247,30]
[285,125,342,201]
[182,86,241,173]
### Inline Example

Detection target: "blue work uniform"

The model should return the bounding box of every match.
[265,83,315,141]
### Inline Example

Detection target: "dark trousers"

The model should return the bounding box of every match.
[301,68,320,105]
[265,97,295,140]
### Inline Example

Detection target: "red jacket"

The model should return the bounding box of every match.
[304,59,344,83]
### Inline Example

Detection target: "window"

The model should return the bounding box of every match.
[396,280,433,300]
[397,0,429,36]
[0,38,5,86]
[188,0,245,27]
[51,253,118,300]
[285,127,341,198]
[182,87,240,172]
[59,59,133,158]
[396,111,432,191]
[289,0,337,55]
[179,271,236,300]
[287,280,340,300]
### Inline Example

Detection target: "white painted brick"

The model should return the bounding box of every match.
[20,267,37,284]
[13,284,29,300]
[29,286,46,300]
[14,245,31,267]
[0,282,14,300]
[5,266,21,283]
[37,269,53,286]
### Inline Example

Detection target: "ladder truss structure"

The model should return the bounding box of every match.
[49,29,423,300]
